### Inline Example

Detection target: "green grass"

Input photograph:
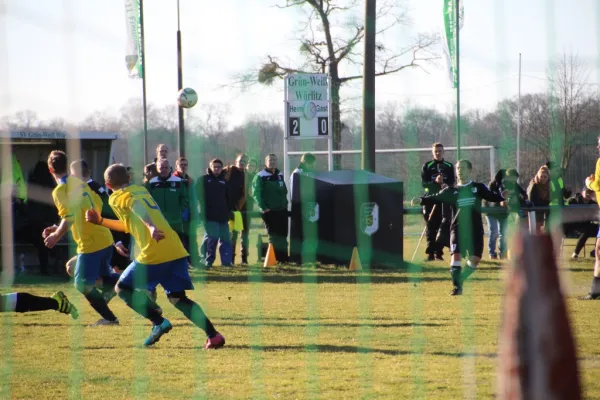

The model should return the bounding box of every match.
[1,236,600,399]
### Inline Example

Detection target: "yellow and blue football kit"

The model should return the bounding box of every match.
[52,175,114,286]
[110,185,191,294]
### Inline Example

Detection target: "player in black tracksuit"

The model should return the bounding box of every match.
[421,143,456,261]
[418,160,505,296]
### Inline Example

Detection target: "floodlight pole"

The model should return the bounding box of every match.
[361,0,376,172]
[177,0,185,158]
[140,0,148,165]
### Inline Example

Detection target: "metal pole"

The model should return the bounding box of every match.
[517,52,522,172]
[361,0,376,172]
[455,0,461,160]
[140,0,148,165]
[177,0,185,158]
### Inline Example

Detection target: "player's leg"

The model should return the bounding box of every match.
[162,258,225,349]
[582,229,600,299]
[0,292,78,318]
[74,248,119,325]
[460,225,483,283]
[449,228,463,296]
[115,261,165,327]
[218,222,233,267]
[66,255,77,277]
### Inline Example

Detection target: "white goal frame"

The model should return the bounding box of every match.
[285,145,496,189]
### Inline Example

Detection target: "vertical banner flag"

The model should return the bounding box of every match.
[124,0,143,78]
[442,0,464,88]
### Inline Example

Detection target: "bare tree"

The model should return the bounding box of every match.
[547,52,594,170]
[236,0,438,168]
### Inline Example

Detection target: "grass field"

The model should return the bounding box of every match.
[1,233,600,399]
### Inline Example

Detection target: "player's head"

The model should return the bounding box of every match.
[157,158,170,178]
[455,159,472,182]
[210,158,223,175]
[143,163,157,183]
[265,153,278,169]
[300,152,316,170]
[583,188,595,201]
[235,153,249,169]
[104,164,131,190]
[175,157,188,174]
[70,159,91,180]
[47,150,68,178]
[432,143,444,161]
[247,158,258,174]
[156,144,168,160]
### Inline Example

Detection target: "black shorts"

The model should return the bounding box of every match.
[449,225,484,258]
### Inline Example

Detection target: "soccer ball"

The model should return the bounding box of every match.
[177,88,198,109]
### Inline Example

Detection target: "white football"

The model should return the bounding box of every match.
[177,88,198,108]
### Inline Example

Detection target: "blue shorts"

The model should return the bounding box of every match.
[75,246,114,287]
[118,257,193,294]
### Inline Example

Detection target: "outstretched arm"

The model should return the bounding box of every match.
[85,209,127,232]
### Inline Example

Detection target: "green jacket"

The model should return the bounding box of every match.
[252,168,288,212]
[145,174,189,232]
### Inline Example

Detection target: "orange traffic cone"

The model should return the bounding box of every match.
[348,247,362,271]
[264,243,277,267]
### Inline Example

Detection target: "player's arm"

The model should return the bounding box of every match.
[418,186,456,206]
[586,159,600,192]
[43,218,70,248]
[131,199,165,242]
[479,183,505,203]
[85,209,127,232]
[421,164,435,192]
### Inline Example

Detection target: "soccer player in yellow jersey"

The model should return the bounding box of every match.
[86,164,225,348]
[43,151,120,326]
[584,136,600,299]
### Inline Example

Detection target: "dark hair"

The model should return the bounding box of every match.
[300,153,316,166]
[105,164,129,188]
[546,161,559,170]
[210,158,223,167]
[176,157,188,166]
[47,150,68,175]
[456,159,472,170]
[70,159,90,179]
[494,169,506,183]
[236,153,249,161]
[505,168,519,178]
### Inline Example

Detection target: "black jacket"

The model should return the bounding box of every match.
[420,181,504,231]
[421,159,455,194]
[224,165,247,211]
[196,169,230,223]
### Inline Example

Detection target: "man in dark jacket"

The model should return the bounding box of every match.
[225,153,251,265]
[252,153,289,263]
[173,157,194,261]
[196,159,232,268]
[146,158,188,239]
[421,142,455,261]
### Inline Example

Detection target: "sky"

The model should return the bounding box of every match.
[0,0,599,128]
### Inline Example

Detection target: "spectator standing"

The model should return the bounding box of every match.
[252,154,289,263]
[485,169,507,259]
[196,159,233,268]
[225,153,251,265]
[289,153,316,264]
[527,165,551,233]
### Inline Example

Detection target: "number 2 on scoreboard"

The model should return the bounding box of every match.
[289,117,300,136]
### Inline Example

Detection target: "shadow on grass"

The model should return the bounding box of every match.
[218,321,446,328]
